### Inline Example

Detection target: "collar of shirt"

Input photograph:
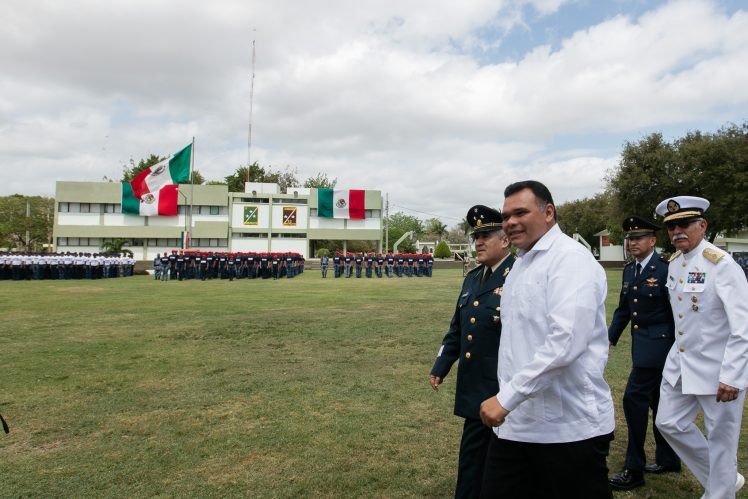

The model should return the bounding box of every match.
[516,223,561,259]
[683,238,709,261]
[636,251,654,268]
[486,253,511,276]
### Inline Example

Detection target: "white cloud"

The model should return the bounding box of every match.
[0,0,746,224]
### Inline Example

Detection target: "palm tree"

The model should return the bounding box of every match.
[101,238,133,257]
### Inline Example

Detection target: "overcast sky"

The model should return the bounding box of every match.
[1,0,746,224]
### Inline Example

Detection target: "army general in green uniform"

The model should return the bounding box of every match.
[429,205,515,499]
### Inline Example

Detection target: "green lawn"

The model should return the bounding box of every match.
[0,269,744,497]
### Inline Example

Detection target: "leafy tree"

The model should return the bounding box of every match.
[0,195,55,251]
[304,173,337,189]
[191,170,206,185]
[606,122,748,243]
[457,217,471,236]
[315,248,331,258]
[556,192,615,251]
[434,240,452,258]
[446,226,468,244]
[100,238,133,257]
[224,163,301,193]
[425,218,448,240]
[383,212,423,252]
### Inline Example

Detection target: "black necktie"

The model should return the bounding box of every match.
[635,263,641,281]
[481,266,493,288]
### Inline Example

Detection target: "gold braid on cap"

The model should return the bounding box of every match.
[663,210,702,222]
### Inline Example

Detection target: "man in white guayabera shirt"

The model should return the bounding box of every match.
[479,180,615,499]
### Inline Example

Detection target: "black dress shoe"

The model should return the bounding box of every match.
[609,469,645,490]
[643,463,681,474]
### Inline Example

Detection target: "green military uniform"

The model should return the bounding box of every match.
[430,204,514,499]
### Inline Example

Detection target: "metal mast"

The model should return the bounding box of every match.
[246,39,256,184]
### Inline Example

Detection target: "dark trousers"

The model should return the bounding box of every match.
[480,432,614,499]
[456,418,493,499]
[622,367,680,471]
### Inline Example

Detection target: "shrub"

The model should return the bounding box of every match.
[433,241,451,258]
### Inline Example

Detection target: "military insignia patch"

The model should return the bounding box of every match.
[667,199,680,213]
[645,277,658,287]
[503,267,510,277]
[494,287,502,296]
[687,272,705,284]
[492,315,501,323]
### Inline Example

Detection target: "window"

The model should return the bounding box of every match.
[104,203,117,213]
[90,203,101,213]
[271,233,307,239]
[69,202,80,213]
[233,233,268,239]
[310,208,317,216]
[130,239,144,247]
[80,203,90,213]
[68,237,79,246]
[273,198,307,205]
[239,197,269,203]
[58,237,68,246]
[88,238,101,246]
[59,202,69,212]
[210,206,219,215]
[365,209,380,218]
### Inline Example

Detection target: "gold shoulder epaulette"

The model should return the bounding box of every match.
[703,247,725,264]
[668,251,682,262]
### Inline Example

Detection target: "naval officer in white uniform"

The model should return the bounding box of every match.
[654,196,748,498]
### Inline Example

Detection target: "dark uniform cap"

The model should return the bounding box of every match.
[467,205,503,235]
[623,215,660,238]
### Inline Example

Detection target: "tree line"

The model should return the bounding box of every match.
[4,121,746,253]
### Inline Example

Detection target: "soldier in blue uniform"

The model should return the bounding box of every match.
[365,253,374,278]
[355,253,363,278]
[429,204,515,499]
[332,252,341,278]
[376,253,384,278]
[608,215,680,491]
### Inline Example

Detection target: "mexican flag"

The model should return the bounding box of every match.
[317,188,365,219]
[130,144,191,201]
[121,182,179,216]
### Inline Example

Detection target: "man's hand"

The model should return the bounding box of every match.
[716,382,740,402]
[480,396,509,427]
[429,375,443,391]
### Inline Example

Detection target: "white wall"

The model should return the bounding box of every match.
[269,240,307,256]
[346,218,381,230]
[600,245,624,262]
[231,239,270,253]
[308,217,344,229]
[58,214,103,226]
[102,214,146,226]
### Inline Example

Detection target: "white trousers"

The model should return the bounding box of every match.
[655,377,746,499]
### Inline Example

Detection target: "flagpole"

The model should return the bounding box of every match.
[189,136,195,249]
[247,37,256,184]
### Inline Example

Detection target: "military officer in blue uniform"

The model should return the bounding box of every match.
[608,215,680,491]
[429,204,515,499]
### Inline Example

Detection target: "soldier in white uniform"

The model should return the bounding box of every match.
[654,196,748,499]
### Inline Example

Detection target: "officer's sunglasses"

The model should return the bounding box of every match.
[665,219,699,230]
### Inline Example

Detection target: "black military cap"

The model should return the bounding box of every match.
[467,205,503,235]
[623,215,660,238]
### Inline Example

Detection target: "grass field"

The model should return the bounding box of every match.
[1,269,746,498]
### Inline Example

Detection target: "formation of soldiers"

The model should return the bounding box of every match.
[153,250,305,281]
[0,252,136,280]
[322,252,434,278]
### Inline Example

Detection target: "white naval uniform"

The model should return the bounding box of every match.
[655,238,748,499]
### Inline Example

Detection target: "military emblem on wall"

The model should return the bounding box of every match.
[283,206,297,226]
[243,206,258,225]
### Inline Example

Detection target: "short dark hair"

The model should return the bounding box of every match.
[504,180,556,221]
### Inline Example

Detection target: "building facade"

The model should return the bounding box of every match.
[54,181,383,259]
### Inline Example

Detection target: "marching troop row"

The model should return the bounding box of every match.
[322,252,434,278]
[153,251,305,281]
[0,252,136,280]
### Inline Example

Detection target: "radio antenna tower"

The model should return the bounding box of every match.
[246,38,256,184]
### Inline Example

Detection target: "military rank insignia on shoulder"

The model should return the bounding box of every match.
[703,247,725,264]
[659,254,669,263]
[668,250,682,262]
